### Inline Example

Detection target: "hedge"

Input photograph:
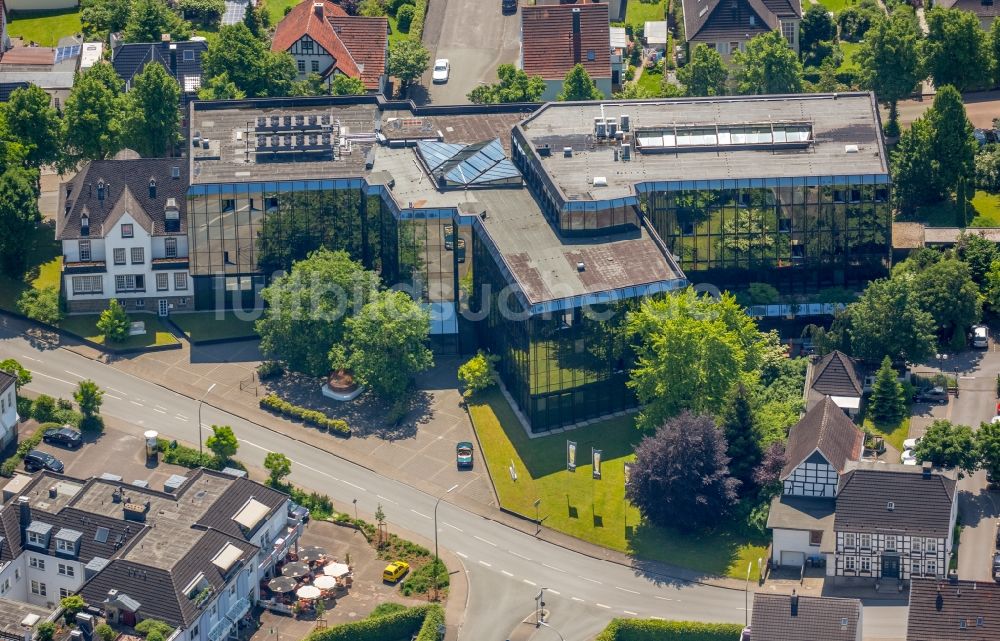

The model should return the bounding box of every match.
[155,438,230,470]
[306,604,442,641]
[1,423,55,477]
[409,0,429,40]
[259,394,351,437]
[595,619,745,641]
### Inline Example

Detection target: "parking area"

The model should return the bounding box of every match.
[418,0,521,104]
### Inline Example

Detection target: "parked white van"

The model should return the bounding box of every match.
[972,325,989,348]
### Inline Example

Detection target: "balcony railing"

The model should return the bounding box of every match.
[258,520,304,572]
[226,597,250,623]
[207,618,232,641]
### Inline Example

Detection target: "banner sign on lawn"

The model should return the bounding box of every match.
[624,462,633,487]
[592,448,602,479]
[567,441,577,472]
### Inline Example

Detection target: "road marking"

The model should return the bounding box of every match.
[478,560,492,567]
[523,579,537,586]
[376,495,398,505]
[548,589,560,595]
[571,597,584,602]
[155,405,168,411]
[130,401,144,407]
[34,372,73,385]
[108,388,126,395]
[410,509,431,519]
[176,414,188,420]
[19,355,40,362]
[510,551,531,561]
[501,570,513,577]
[615,586,639,594]
[340,480,366,492]
[595,603,611,610]
[455,552,468,559]
[153,408,166,414]
[63,370,85,379]
[623,611,638,616]
[578,576,601,584]
[105,394,122,400]
[542,563,566,573]
[443,522,463,532]
[654,596,673,601]
[174,416,186,421]
[473,535,497,547]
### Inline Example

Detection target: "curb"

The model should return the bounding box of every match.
[1,310,182,354]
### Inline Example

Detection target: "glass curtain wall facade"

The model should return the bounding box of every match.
[472,233,636,432]
[642,179,891,290]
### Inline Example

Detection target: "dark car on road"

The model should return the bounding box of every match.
[43,426,82,449]
[502,0,517,13]
[456,441,474,469]
[915,386,948,404]
[23,450,64,474]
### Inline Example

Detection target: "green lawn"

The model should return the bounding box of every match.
[0,222,63,315]
[838,40,860,74]
[469,389,768,581]
[863,415,910,455]
[912,191,1000,228]
[817,0,853,13]
[969,191,1000,227]
[636,67,664,96]
[267,0,301,25]
[170,311,259,342]
[625,0,666,28]
[7,8,82,46]
[59,314,179,350]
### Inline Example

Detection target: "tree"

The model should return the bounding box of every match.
[856,10,923,137]
[17,287,62,325]
[457,351,497,398]
[264,452,292,485]
[977,420,1000,483]
[2,85,62,171]
[63,62,125,162]
[731,31,803,95]
[720,383,760,492]
[81,0,131,39]
[928,86,977,201]
[96,299,130,343]
[844,277,936,364]
[197,72,246,101]
[123,0,191,43]
[869,356,906,425]
[375,503,385,526]
[911,258,982,343]
[256,249,379,376]
[396,4,414,31]
[799,4,837,61]
[178,0,225,28]
[0,359,32,387]
[60,595,86,624]
[956,232,999,285]
[122,62,181,158]
[74,379,104,419]
[677,44,728,97]
[838,2,879,42]
[206,425,239,461]
[243,0,271,37]
[556,64,604,101]
[626,289,775,430]
[923,7,993,92]
[330,74,366,96]
[0,167,41,276]
[36,622,55,641]
[203,23,296,97]
[992,19,1000,88]
[467,64,546,104]
[359,0,387,16]
[892,117,940,213]
[753,441,786,496]
[386,38,430,96]
[31,395,56,423]
[626,412,740,531]
[331,289,433,400]
[913,419,979,473]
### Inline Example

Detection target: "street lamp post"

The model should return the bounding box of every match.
[352,498,358,520]
[533,498,541,535]
[744,562,752,626]
[433,484,459,601]
[535,587,547,627]
[197,382,217,457]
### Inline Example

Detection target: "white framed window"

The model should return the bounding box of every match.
[174,272,188,290]
[30,581,46,596]
[885,535,898,552]
[56,539,74,553]
[57,563,74,577]
[29,557,44,570]
[59,588,70,599]
[926,559,938,575]
[781,21,795,45]
[114,248,126,265]
[115,274,145,293]
[311,60,319,72]
[859,533,871,549]
[860,557,871,572]
[911,561,922,576]
[843,533,856,549]
[845,557,856,572]
[912,538,922,553]
[131,247,144,264]
[121,224,133,238]
[78,240,91,262]
[72,275,103,295]
[156,273,169,291]
[135,299,145,309]
[184,50,195,62]
[1,578,10,593]
[165,237,178,258]
[297,60,305,73]
[926,538,937,553]
[26,532,44,546]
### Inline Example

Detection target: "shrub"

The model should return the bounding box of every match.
[396,4,414,31]
[36,622,56,641]
[400,558,448,596]
[31,395,57,422]
[388,0,414,13]
[457,352,497,398]
[305,604,442,641]
[135,620,174,640]
[97,299,130,343]
[178,0,225,25]
[17,286,62,325]
[52,407,83,428]
[96,623,116,641]
[257,361,284,380]
[56,398,73,411]
[2,425,50,476]
[595,619,745,641]
[259,394,351,436]
[61,595,86,624]
[157,439,223,470]
[16,396,32,419]
[409,0,428,39]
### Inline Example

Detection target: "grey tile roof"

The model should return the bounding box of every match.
[907,578,1000,641]
[835,463,957,538]
[811,351,863,398]
[0,369,14,393]
[193,472,288,541]
[781,396,864,479]
[751,593,861,641]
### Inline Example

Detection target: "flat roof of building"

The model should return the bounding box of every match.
[516,93,889,201]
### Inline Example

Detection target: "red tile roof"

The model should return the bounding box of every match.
[521,3,611,81]
[0,46,55,66]
[272,0,387,90]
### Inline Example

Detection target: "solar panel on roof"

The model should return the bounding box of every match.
[54,45,82,64]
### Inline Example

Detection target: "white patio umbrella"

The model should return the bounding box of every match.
[323,562,351,578]
[313,575,337,590]
[296,585,321,600]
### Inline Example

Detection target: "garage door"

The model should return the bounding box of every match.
[780,551,805,568]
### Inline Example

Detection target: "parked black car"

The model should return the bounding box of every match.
[502,0,517,13]
[42,426,82,449]
[915,386,948,404]
[23,450,64,474]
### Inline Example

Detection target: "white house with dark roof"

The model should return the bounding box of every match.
[0,371,16,453]
[57,156,192,315]
[808,351,863,417]
[681,0,802,57]
[749,592,862,641]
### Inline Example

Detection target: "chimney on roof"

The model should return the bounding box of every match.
[96,179,105,202]
[17,496,31,531]
[161,33,171,44]
[149,178,157,199]
[922,461,932,479]
[314,2,325,17]
[571,7,582,63]
[790,590,799,617]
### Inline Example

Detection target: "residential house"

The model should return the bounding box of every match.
[906,578,999,641]
[533,0,624,23]
[0,34,84,108]
[57,156,192,315]
[935,0,999,29]
[808,350,863,417]
[680,0,802,57]
[111,37,208,129]
[644,20,668,53]
[748,592,862,641]
[0,469,299,641]
[272,0,388,94]
[767,396,863,568]
[832,462,957,583]
[520,3,612,101]
[0,371,16,452]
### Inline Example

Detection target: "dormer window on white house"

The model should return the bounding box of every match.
[56,539,73,553]
[121,223,134,238]
[25,522,52,548]
[80,213,90,236]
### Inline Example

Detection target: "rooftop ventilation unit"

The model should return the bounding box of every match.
[563,147,573,158]
[537,144,551,157]
[595,117,607,139]
[845,144,859,153]
[593,176,608,187]
[607,119,618,138]
[621,143,631,161]
[576,262,585,272]
[620,114,630,132]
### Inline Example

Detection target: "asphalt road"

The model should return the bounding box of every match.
[418,0,521,104]
[0,322,908,640]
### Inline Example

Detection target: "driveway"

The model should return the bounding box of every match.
[417,0,521,104]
